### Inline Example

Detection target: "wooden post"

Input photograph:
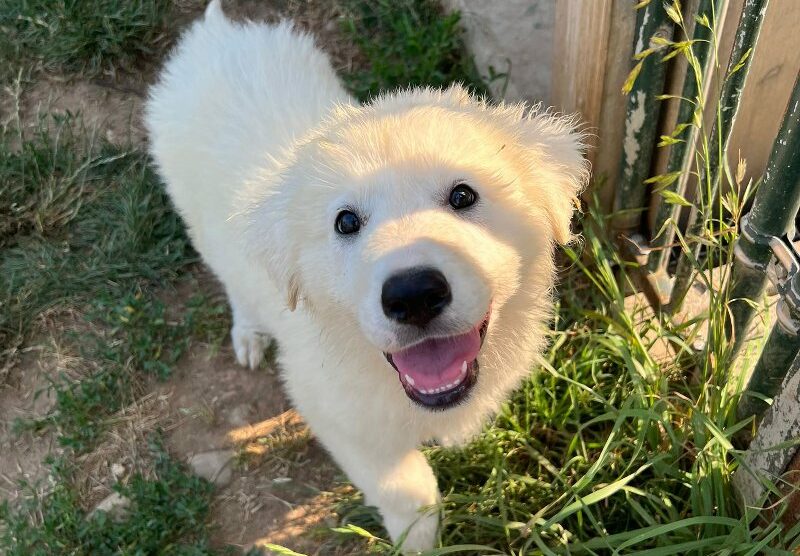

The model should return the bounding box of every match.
[551,0,636,213]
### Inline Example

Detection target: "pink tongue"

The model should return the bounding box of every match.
[392,326,481,391]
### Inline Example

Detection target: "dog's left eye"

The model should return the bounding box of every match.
[335,210,361,235]
[449,183,478,210]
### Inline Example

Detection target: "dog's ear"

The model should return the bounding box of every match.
[243,180,303,311]
[514,109,589,245]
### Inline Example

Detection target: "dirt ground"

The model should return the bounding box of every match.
[0,276,357,552]
[0,338,60,504]
[0,1,368,553]
[160,323,351,552]
[157,271,355,553]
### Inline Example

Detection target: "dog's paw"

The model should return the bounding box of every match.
[392,510,438,554]
[232,325,270,369]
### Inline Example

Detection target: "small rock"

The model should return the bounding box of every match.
[89,492,131,522]
[188,450,235,487]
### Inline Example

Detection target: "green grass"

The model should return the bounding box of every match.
[0,114,91,246]
[0,0,173,77]
[0,115,195,366]
[0,113,230,451]
[0,115,229,548]
[0,4,230,553]
[340,0,489,102]
[0,437,219,555]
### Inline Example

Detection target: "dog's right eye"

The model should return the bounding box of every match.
[449,183,478,210]
[335,210,361,235]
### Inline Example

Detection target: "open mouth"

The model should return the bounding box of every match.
[384,311,490,410]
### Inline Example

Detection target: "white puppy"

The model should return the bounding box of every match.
[146,1,587,551]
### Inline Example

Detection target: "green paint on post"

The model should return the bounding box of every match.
[727,73,800,354]
[738,299,800,420]
[668,0,769,312]
[647,0,728,273]
[612,2,673,236]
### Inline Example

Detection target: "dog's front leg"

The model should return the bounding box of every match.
[318,429,440,552]
[226,287,273,370]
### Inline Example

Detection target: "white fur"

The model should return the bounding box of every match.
[146,2,587,551]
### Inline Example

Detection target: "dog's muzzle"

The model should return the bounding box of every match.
[384,309,490,410]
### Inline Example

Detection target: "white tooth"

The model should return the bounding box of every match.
[404,374,415,386]
[446,382,454,389]
[461,360,468,373]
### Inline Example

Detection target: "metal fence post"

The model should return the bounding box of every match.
[738,258,800,420]
[611,1,672,237]
[727,74,800,355]
[668,0,769,312]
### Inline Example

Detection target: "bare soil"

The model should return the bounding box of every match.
[0,340,60,507]
[159,324,354,553]
[0,273,358,552]
[15,76,147,145]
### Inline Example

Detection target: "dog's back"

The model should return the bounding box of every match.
[146,1,352,368]
[146,0,351,242]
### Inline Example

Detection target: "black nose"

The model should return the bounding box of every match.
[381,267,452,327]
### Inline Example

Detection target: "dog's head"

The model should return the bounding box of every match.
[246,86,587,410]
